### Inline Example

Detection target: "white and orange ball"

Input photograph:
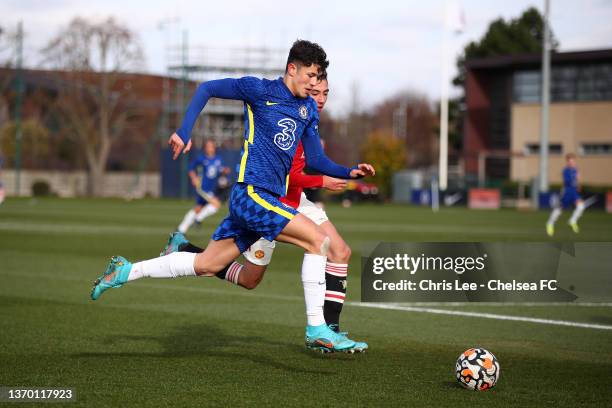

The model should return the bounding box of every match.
[456,348,500,391]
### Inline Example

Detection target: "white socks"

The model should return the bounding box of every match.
[178,205,219,233]
[547,208,562,226]
[195,204,218,222]
[569,202,585,224]
[301,253,327,327]
[178,209,197,234]
[128,252,196,281]
[547,202,585,226]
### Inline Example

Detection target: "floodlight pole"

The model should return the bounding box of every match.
[538,0,551,195]
[14,21,24,196]
[439,27,449,192]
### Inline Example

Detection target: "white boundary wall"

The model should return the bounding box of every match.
[0,170,160,198]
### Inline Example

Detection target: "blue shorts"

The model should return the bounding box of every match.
[212,183,298,253]
[561,189,581,209]
[195,189,216,206]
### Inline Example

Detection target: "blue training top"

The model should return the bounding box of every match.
[189,153,224,193]
[563,166,578,191]
[176,77,354,196]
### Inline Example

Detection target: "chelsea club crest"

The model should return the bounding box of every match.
[299,105,308,119]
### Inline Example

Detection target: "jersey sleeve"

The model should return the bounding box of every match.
[301,117,353,179]
[233,76,266,105]
[289,168,324,189]
[176,77,265,143]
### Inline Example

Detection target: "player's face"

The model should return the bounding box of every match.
[308,79,329,112]
[288,63,321,98]
[205,141,216,156]
[567,157,576,167]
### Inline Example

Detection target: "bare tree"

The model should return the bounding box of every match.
[370,91,438,168]
[0,25,20,126]
[40,17,144,195]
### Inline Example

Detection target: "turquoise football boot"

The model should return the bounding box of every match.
[160,232,189,256]
[328,324,368,353]
[90,256,132,300]
[338,332,368,353]
[305,323,355,353]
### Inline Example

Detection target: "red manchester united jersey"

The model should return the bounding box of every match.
[280,141,324,209]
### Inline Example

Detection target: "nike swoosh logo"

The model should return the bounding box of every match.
[318,281,326,285]
[266,101,279,106]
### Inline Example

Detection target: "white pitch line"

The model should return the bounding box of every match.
[381,301,612,307]
[349,302,612,331]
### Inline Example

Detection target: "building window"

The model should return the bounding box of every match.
[513,71,540,102]
[524,143,563,155]
[579,143,612,155]
[513,63,612,103]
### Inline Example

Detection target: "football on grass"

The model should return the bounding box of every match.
[456,348,500,391]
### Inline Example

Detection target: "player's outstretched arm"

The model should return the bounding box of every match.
[188,170,199,187]
[302,124,375,179]
[168,77,264,160]
[288,162,324,189]
[322,176,348,191]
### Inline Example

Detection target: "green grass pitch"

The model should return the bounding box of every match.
[1,197,611,407]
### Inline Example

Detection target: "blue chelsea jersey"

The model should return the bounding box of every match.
[176,76,353,197]
[189,154,224,192]
[235,77,319,196]
[563,167,578,190]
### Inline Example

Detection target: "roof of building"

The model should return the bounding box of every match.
[466,48,612,70]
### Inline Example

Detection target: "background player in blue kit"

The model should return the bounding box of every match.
[546,153,585,236]
[90,40,376,352]
[177,139,228,234]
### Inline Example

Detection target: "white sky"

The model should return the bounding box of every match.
[3,0,612,116]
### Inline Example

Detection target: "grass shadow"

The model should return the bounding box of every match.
[74,323,335,375]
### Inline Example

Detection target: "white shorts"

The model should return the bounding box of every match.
[242,238,276,266]
[297,192,329,226]
[243,193,330,265]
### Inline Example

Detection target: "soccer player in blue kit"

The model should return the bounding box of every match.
[90,40,375,352]
[177,139,228,234]
[546,153,585,236]
[162,76,368,353]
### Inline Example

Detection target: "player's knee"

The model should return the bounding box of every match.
[330,242,351,264]
[195,265,215,277]
[314,234,331,257]
[304,229,329,256]
[194,254,222,277]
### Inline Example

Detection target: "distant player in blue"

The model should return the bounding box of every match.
[546,153,585,236]
[91,40,376,352]
[177,139,228,234]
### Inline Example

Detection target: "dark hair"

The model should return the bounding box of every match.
[286,39,329,75]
